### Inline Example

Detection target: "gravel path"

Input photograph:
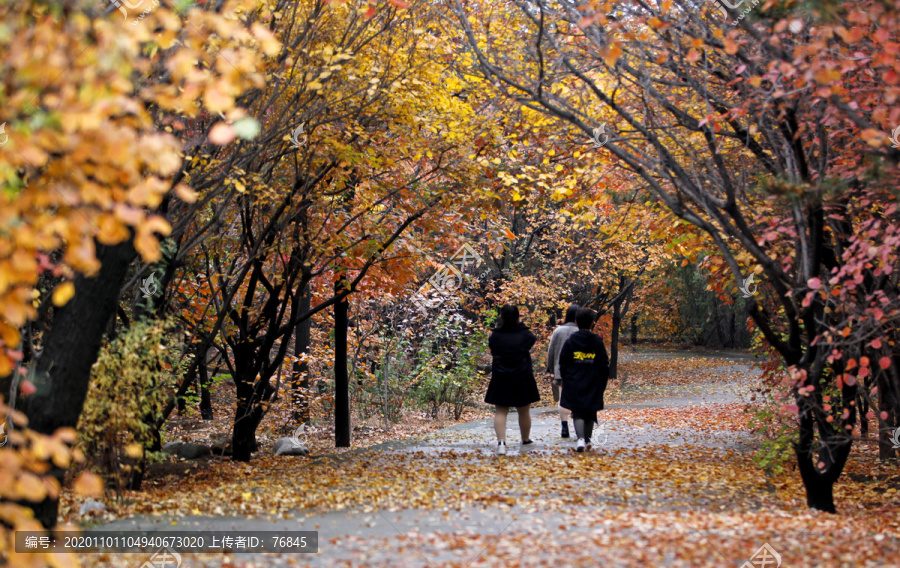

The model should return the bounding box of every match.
[86,350,765,568]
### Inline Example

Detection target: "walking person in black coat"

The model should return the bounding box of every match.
[559,308,610,452]
[485,305,541,455]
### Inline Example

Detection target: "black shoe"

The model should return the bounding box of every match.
[561,421,570,438]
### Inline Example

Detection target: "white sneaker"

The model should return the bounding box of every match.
[497,442,507,455]
[575,438,586,453]
[585,439,592,452]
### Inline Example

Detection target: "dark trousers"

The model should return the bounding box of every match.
[572,410,597,440]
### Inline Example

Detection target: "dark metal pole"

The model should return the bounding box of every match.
[334,277,350,447]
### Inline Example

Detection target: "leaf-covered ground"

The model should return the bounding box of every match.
[70,349,900,567]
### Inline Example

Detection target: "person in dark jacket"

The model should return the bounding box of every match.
[485,304,540,455]
[559,308,610,452]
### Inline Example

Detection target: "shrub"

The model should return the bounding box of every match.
[77,319,185,495]
[412,314,488,419]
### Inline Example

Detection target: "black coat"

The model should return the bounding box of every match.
[484,323,540,407]
[559,330,610,413]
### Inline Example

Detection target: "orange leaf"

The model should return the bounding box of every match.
[73,472,104,497]
[723,38,738,55]
[175,183,198,204]
[603,44,623,67]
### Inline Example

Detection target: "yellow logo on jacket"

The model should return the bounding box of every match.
[573,351,595,361]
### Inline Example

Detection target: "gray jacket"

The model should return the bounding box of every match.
[546,322,578,379]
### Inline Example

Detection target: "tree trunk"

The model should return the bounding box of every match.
[858,392,869,438]
[230,341,263,462]
[334,280,350,447]
[796,457,839,513]
[610,304,621,381]
[630,314,637,345]
[795,391,853,513]
[232,395,264,462]
[231,366,263,462]
[608,278,634,380]
[176,346,199,416]
[795,435,847,512]
[177,387,187,415]
[877,370,899,460]
[382,348,391,428]
[199,355,213,420]
[292,288,312,424]
[727,311,736,348]
[126,411,161,491]
[23,239,137,528]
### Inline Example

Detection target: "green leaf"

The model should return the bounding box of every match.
[174,0,196,14]
[233,117,261,140]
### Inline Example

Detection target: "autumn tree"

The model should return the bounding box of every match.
[136,0,503,457]
[0,0,280,528]
[450,0,900,512]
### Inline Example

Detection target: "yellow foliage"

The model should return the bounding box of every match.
[0,402,81,567]
[71,472,104,497]
[50,283,75,307]
[0,0,274,370]
[77,319,186,496]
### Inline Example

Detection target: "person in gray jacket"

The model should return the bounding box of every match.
[546,304,580,438]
